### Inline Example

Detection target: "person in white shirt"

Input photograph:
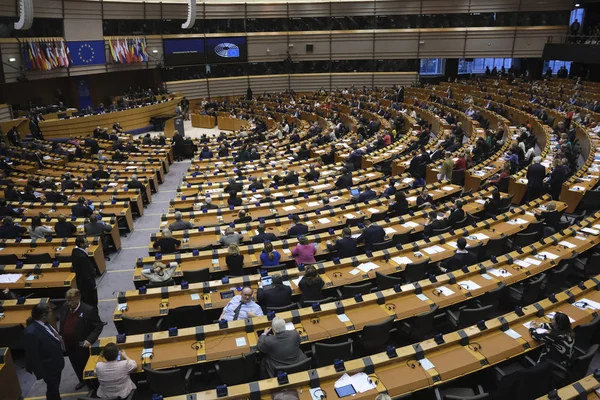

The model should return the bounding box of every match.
[95,343,137,399]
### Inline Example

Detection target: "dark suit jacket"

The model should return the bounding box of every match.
[357,189,377,202]
[72,204,93,218]
[46,191,67,203]
[58,302,103,345]
[330,237,357,259]
[536,210,561,230]
[0,223,27,239]
[423,219,447,237]
[446,209,465,227]
[72,248,96,292]
[441,251,478,272]
[82,180,100,190]
[257,284,293,311]
[335,174,352,189]
[252,232,278,244]
[24,321,65,380]
[257,330,307,378]
[527,163,546,189]
[357,224,386,249]
[288,224,309,236]
[225,182,243,194]
[92,170,110,180]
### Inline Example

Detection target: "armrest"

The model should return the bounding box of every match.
[447,309,460,324]
[523,356,537,367]
[336,288,343,300]
[155,318,163,331]
[184,367,193,383]
[494,365,507,379]
[546,358,567,374]
[434,387,443,400]
[573,258,586,268]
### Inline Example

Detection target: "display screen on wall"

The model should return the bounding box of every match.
[163,38,205,66]
[205,37,247,64]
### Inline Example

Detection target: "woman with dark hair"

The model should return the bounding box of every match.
[260,242,281,267]
[297,265,324,302]
[388,191,409,217]
[29,216,54,239]
[529,311,575,367]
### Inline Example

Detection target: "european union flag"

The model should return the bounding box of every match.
[67,41,106,66]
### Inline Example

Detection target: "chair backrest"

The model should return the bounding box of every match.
[146,279,175,288]
[143,366,187,397]
[164,305,204,329]
[451,169,465,185]
[404,259,428,283]
[262,264,288,273]
[431,226,452,235]
[299,297,336,308]
[345,216,365,227]
[176,206,194,213]
[275,357,312,375]
[371,240,394,252]
[403,305,439,341]
[0,324,25,349]
[458,305,493,328]
[24,253,53,264]
[467,242,483,263]
[183,268,210,284]
[544,263,570,294]
[444,393,490,400]
[520,273,547,305]
[582,253,600,276]
[513,231,542,248]
[460,189,472,198]
[454,216,470,229]
[361,316,395,352]
[497,177,510,193]
[121,315,158,335]
[569,344,599,381]
[523,221,545,234]
[484,238,506,261]
[267,303,299,313]
[375,271,404,290]
[392,231,413,245]
[370,212,387,223]
[573,316,599,351]
[499,194,513,208]
[478,283,505,309]
[0,254,19,264]
[312,340,353,367]
[216,351,258,386]
[340,282,372,299]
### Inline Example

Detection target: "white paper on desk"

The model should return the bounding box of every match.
[419,358,436,371]
[0,273,22,284]
[525,211,535,216]
[538,251,558,260]
[350,372,377,393]
[470,233,489,240]
[282,281,291,287]
[475,199,486,205]
[108,183,118,187]
[594,224,600,230]
[546,312,575,323]
[392,256,413,265]
[507,218,528,225]
[334,373,353,389]
[190,293,200,301]
[118,303,128,311]
[524,257,542,266]
[384,227,397,234]
[285,322,295,331]
[235,337,247,347]
[273,193,284,197]
[582,227,600,235]
[282,248,291,254]
[283,206,297,211]
[423,245,445,255]
[402,221,419,228]
[318,218,330,224]
[337,313,350,323]
[368,208,380,214]
[344,213,356,219]
[313,184,328,190]
[330,196,342,202]
[559,241,576,249]
[416,293,429,302]
[437,286,455,296]
[349,268,361,275]
[447,241,458,249]
[291,277,302,287]
[513,259,530,268]
[504,329,522,339]
[406,196,417,202]
[357,262,379,273]
[574,298,600,310]
[402,178,414,183]
[458,280,481,291]
[307,202,321,207]
[125,166,138,170]
[574,235,587,241]
[489,268,513,277]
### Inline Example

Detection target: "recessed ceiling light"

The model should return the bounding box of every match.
[152,49,158,53]
[8,57,16,62]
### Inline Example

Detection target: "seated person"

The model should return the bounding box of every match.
[446,199,465,227]
[356,219,385,250]
[288,215,308,236]
[152,230,181,254]
[233,210,252,224]
[220,227,244,246]
[92,166,110,180]
[248,177,264,191]
[0,199,22,218]
[257,317,307,378]
[95,343,137,400]
[72,197,93,218]
[260,242,281,267]
[388,191,408,217]
[54,214,77,238]
[28,216,54,239]
[45,189,68,203]
[84,213,112,237]
[528,311,575,368]
[535,201,561,234]
[168,211,194,231]
[251,224,277,244]
[0,216,27,239]
[416,188,433,208]
[304,165,320,181]
[483,189,502,217]
[381,179,397,198]
[141,261,178,283]
[423,211,447,237]
[220,286,263,321]
[355,185,377,202]
[327,227,357,259]
[257,274,292,311]
[202,197,218,210]
[226,244,244,276]
[3,183,20,201]
[261,188,277,204]
[291,235,317,265]
[228,191,243,207]
[21,185,38,201]
[61,173,81,190]
[439,238,477,273]
[82,174,101,190]
[224,178,243,194]
[298,265,324,302]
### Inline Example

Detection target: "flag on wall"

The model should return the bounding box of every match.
[108,37,149,64]
[67,41,106,66]
[22,39,71,71]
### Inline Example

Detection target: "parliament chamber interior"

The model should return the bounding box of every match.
[1,0,600,399]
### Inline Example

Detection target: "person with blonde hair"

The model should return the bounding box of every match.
[220,226,244,246]
[152,229,181,254]
[226,243,244,276]
[141,261,178,283]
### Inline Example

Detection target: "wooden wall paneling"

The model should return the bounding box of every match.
[288,33,331,61]
[204,3,246,19]
[102,2,145,20]
[468,0,520,13]
[374,30,419,59]
[331,72,373,89]
[373,72,419,88]
[247,34,288,63]
[69,64,108,77]
[512,27,567,58]
[32,0,63,18]
[374,0,422,16]
[249,74,289,93]
[289,73,331,92]
[145,3,162,20]
[63,0,102,19]
[330,1,374,17]
[330,32,374,60]
[464,28,515,58]
[0,0,17,17]
[166,79,209,99]
[207,76,248,98]
[246,3,288,19]
[161,3,188,20]
[520,0,574,11]
[0,104,13,122]
[287,2,330,18]
[419,29,467,58]
[421,0,472,14]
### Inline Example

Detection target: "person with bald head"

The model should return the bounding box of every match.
[220,286,264,321]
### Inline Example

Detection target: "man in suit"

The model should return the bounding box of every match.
[535,201,561,236]
[24,303,65,400]
[257,274,293,312]
[84,213,112,237]
[0,199,22,218]
[85,137,100,155]
[252,224,277,244]
[328,227,357,258]
[0,216,27,239]
[334,168,353,189]
[526,156,546,201]
[72,236,98,308]
[39,178,58,191]
[288,215,308,237]
[283,170,299,185]
[248,176,264,191]
[92,165,110,180]
[72,197,93,218]
[356,219,386,250]
[224,178,243,194]
[82,174,100,190]
[61,173,81,190]
[356,185,377,202]
[423,211,448,237]
[261,189,277,204]
[202,197,218,210]
[58,288,104,390]
[45,190,68,203]
[233,210,252,224]
[317,197,334,212]
[304,165,320,181]
[257,317,308,378]
[439,238,477,273]
[168,211,194,231]
[446,199,465,227]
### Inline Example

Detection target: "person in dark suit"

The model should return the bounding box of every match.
[257,317,308,378]
[21,185,38,201]
[248,177,264,191]
[416,188,433,208]
[328,227,357,259]
[58,288,104,390]
[260,189,276,204]
[39,178,58,191]
[423,211,448,237]
[317,197,334,212]
[283,171,299,185]
[527,156,546,201]
[257,274,293,312]
[72,197,93,218]
[224,178,243,194]
[0,199,22,218]
[61,173,80,190]
[3,183,20,201]
[251,224,277,244]
[85,137,100,155]
[45,190,68,203]
[439,238,477,272]
[54,214,77,238]
[72,236,98,308]
[24,303,65,400]
[92,166,110,180]
[173,131,185,161]
[228,191,243,207]
[356,219,385,250]
[304,165,320,181]
[288,215,308,236]
[549,160,569,201]
[388,191,409,217]
[152,229,181,254]
[355,185,377,202]
[0,216,27,239]
[334,168,353,189]
[535,201,561,235]
[233,210,252,224]
[446,199,465,227]
[84,213,112,237]
[82,174,100,190]
[483,189,502,217]
[202,197,218,210]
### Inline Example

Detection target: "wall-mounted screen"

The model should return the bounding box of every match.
[163,38,205,66]
[205,37,247,64]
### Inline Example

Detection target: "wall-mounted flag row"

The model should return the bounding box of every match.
[22,39,71,71]
[108,37,149,64]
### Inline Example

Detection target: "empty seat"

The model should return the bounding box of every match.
[182,268,210,283]
[215,351,258,386]
[312,339,353,367]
